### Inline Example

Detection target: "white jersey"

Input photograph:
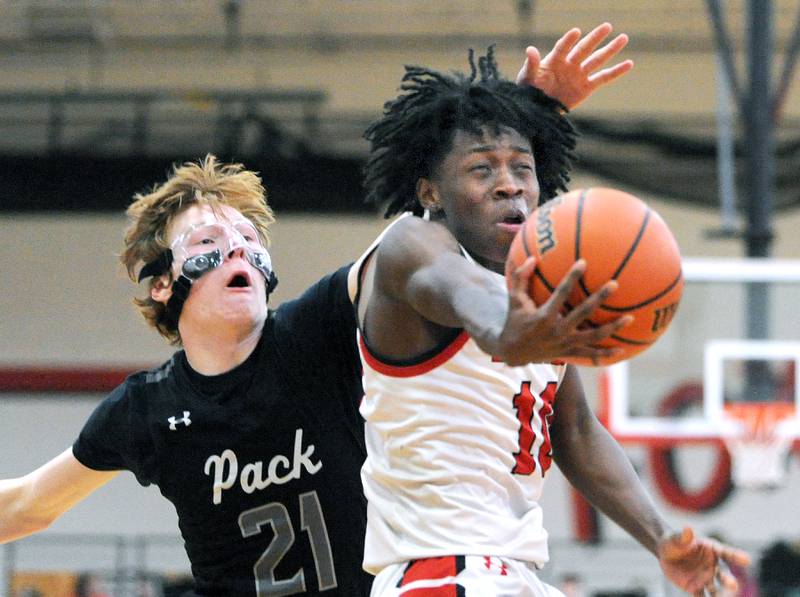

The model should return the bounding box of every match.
[356,239,567,575]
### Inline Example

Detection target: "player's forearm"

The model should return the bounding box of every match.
[407,256,509,349]
[555,423,671,555]
[0,477,54,543]
[0,449,118,544]
[448,278,510,353]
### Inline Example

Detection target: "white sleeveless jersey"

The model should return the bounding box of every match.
[356,232,567,574]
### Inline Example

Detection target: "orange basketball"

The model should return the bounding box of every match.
[505,187,684,366]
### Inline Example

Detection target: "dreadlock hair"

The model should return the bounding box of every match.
[363,46,577,218]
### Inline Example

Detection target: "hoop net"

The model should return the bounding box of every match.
[722,402,796,489]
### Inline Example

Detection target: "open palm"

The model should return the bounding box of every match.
[516,22,634,110]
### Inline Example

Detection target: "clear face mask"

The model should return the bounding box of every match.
[169,219,272,279]
[137,214,278,327]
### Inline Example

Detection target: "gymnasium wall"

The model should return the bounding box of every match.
[0,1,798,120]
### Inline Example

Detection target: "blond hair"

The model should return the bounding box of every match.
[121,154,275,345]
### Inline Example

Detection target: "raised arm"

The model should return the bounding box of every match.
[516,22,634,110]
[0,448,118,543]
[550,365,751,594]
[366,217,628,365]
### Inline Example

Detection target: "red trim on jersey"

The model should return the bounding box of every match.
[401,586,463,597]
[359,332,470,378]
[0,367,139,393]
[400,556,460,586]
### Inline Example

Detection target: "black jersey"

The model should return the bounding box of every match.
[73,265,372,596]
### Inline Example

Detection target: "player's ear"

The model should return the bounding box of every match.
[150,275,172,304]
[416,178,442,214]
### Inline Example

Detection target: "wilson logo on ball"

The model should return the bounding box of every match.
[535,197,562,255]
[652,302,679,333]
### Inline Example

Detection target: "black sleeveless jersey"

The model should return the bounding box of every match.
[72,265,372,596]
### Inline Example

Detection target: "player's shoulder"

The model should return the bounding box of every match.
[113,354,182,402]
[379,213,460,260]
[274,263,354,322]
[128,354,180,385]
[381,212,431,241]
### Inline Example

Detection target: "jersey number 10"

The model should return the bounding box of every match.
[512,381,557,476]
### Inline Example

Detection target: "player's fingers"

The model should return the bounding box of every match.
[579,315,633,344]
[587,60,635,88]
[548,27,583,61]
[562,279,617,326]
[515,46,541,85]
[508,256,538,304]
[680,527,696,546]
[719,546,752,568]
[686,566,718,595]
[717,561,739,592]
[566,22,614,63]
[662,527,695,559]
[543,259,586,313]
[704,536,737,561]
[610,314,634,332]
[694,561,736,597]
[581,33,629,72]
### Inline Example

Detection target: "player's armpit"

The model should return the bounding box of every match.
[0,447,118,543]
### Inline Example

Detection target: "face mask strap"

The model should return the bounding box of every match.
[164,275,192,328]
[266,270,279,294]
[162,249,224,326]
[144,248,278,329]
[138,249,174,282]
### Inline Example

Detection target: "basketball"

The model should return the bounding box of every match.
[505,187,684,366]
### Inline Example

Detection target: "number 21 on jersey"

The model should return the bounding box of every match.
[239,490,337,596]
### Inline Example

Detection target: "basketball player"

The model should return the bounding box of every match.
[1,156,371,595]
[352,48,751,596]
[0,25,635,596]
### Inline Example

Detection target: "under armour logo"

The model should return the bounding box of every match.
[168,411,192,430]
[483,556,508,576]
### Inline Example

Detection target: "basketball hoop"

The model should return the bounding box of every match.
[722,402,796,489]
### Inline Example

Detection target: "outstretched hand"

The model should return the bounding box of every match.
[657,528,752,596]
[515,22,634,110]
[499,257,632,366]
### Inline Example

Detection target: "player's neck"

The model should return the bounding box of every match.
[181,321,263,376]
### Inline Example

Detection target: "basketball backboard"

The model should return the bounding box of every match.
[601,257,800,486]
